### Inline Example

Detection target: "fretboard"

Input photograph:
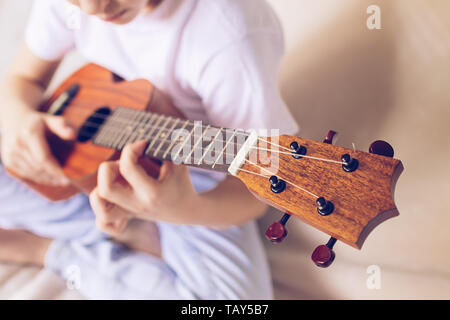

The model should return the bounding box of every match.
[92,107,250,173]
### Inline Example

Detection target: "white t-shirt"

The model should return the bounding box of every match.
[25,0,299,189]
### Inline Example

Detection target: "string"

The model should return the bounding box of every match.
[235,168,270,179]
[57,108,327,167]
[56,106,252,137]
[141,133,322,200]
[67,109,346,166]
[79,117,346,166]
[78,113,247,147]
[245,159,320,199]
[257,137,292,152]
[249,147,345,165]
[69,110,326,199]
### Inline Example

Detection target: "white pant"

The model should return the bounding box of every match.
[0,165,273,299]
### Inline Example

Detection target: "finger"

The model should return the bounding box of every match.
[5,156,34,178]
[89,188,131,223]
[120,141,158,190]
[96,217,119,236]
[97,161,134,206]
[1,151,52,184]
[90,190,121,236]
[113,217,129,234]
[20,148,70,185]
[94,213,128,237]
[19,146,39,169]
[28,135,69,185]
[102,218,129,236]
[158,161,181,182]
[44,115,76,140]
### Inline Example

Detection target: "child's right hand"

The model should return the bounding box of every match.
[0,109,76,186]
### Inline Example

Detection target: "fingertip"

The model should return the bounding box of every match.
[123,140,148,163]
[89,187,99,202]
[134,140,149,151]
[120,143,146,178]
[46,116,75,138]
[99,161,120,178]
[158,160,174,181]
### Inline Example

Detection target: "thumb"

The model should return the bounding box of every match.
[44,115,76,140]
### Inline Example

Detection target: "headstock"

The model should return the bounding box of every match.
[235,130,403,267]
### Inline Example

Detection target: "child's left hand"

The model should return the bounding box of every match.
[89,141,199,234]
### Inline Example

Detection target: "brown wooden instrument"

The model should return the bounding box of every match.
[6,64,404,267]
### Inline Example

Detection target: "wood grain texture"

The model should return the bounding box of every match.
[236,135,403,249]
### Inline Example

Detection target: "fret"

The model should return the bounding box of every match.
[116,108,142,150]
[139,112,157,144]
[93,108,233,173]
[103,108,127,148]
[212,129,236,169]
[92,113,108,146]
[135,112,154,141]
[125,109,149,145]
[112,108,133,149]
[172,121,200,164]
[197,127,223,165]
[152,118,180,157]
[94,108,112,147]
[112,108,130,148]
[142,113,165,148]
[145,115,172,155]
[162,119,191,159]
[183,125,210,164]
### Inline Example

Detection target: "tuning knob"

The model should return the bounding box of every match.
[323,130,338,145]
[265,213,291,243]
[311,237,337,268]
[341,154,359,172]
[290,141,307,159]
[269,176,286,194]
[316,197,334,216]
[369,140,394,158]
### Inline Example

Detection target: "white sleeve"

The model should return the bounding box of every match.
[192,31,299,135]
[25,0,75,61]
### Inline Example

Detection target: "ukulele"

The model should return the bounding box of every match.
[6,64,403,268]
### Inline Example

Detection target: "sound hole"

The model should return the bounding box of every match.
[77,107,111,142]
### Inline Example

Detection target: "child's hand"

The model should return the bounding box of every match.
[90,141,200,228]
[1,110,75,186]
[89,188,131,236]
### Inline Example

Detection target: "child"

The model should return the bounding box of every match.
[0,0,298,299]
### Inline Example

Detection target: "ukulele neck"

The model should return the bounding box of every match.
[92,107,252,174]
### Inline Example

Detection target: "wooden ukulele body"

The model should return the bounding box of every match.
[10,64,185,202]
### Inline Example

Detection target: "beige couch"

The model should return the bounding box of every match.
[0,0,449,299]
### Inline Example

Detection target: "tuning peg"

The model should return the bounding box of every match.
[311,237,337,268]
[369,140,395,158]
[290,141,307,158]
[323,130,338,145]
[316,197,334,216]
[265,213,291,243]
[341,154,359,172]
[269,176,286,194]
